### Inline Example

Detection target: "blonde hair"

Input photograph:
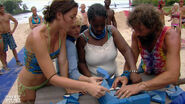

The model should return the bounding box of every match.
[74,14,82,26]
[172,3,180,13]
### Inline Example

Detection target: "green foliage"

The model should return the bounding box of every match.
[163,6,172,13]
[133,0,185,6]
[1,0,29,15]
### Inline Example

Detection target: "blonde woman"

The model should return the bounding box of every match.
[168,3,181,33]
[29,6,43,29]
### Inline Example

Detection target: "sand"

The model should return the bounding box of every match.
[2,11,185,103]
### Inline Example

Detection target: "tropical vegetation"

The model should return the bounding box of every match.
[0,0,29,15]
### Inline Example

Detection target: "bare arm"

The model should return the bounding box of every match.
[58,30,68,77]
[9,14,18,34]
[29,30,107,98]
[39,15,43,24]
[76,34,91,77]
[111,26,137,71]
[115,29,180,98]
[112,10,117,28]
[142,29,180,90]
[124,32,140,71]
[29,17,34,29]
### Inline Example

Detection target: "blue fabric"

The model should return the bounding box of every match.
[121,70,130,79]
[166,86,184,100]
[2,33,17,52]
[148,90,166,104]
[24,47,60,74]
[66,39,81,80]
[0,48,24,103]
[170,92,185,104]
[96,67,116,87]
[97,67,110,79]
[89,25,106,40]
[99,79,151,104]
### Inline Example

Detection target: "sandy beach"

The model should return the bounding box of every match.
[1,11,185,103]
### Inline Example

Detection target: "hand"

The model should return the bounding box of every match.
[86,83,109,98]
[130,73,142,84]
[111,76,128,89]
[10,30,14,34]
[89,77,103,85]
[115,84,142,98]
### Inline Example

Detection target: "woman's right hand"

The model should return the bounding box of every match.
[86,83,109,98]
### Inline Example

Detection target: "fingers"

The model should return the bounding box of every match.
[119,90,131,99]
[101,86,109,93]
[94,77,103,81]
[112,79,119,89]
[121,77,128,86]
[116,88,125,98]
[95,87,108,98]
[97,81,102,85]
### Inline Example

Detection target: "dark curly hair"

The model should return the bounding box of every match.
[127,4,163,32]
[87,3,107,22]
[43,0,78,23]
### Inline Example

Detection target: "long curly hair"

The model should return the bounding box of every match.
[127,4,163,33]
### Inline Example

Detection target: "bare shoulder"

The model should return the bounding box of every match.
[6,13,12,18]
[27,25,47,47]
[165,28,180,49]
[165,28,179,40]
[77,30,88,47]
[108,25,118,35]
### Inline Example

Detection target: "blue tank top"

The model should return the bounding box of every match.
[32,15,41,24]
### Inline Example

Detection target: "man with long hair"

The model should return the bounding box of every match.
[113,4,180,98]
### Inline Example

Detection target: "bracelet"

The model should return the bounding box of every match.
[121,70,130,79]
[48,73,57,81]
[129,70,138,73]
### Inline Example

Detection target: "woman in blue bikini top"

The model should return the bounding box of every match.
[29,6,43,29]
[18,0,108,103]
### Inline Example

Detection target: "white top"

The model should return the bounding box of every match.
[84,36,118,77]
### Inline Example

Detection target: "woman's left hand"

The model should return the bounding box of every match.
[115,84,142,98]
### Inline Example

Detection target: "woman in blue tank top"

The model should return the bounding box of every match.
[29,6,43,29]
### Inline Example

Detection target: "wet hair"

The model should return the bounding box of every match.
[43,0,78,23]
[87,3,107,22]
[31,6,36,11]
[128,4,163,32]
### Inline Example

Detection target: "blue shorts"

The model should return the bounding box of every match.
[1,33,17,52]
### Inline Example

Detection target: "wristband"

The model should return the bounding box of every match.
[121,70,130,79]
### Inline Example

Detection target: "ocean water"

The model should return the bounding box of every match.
[14,0,131,24]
